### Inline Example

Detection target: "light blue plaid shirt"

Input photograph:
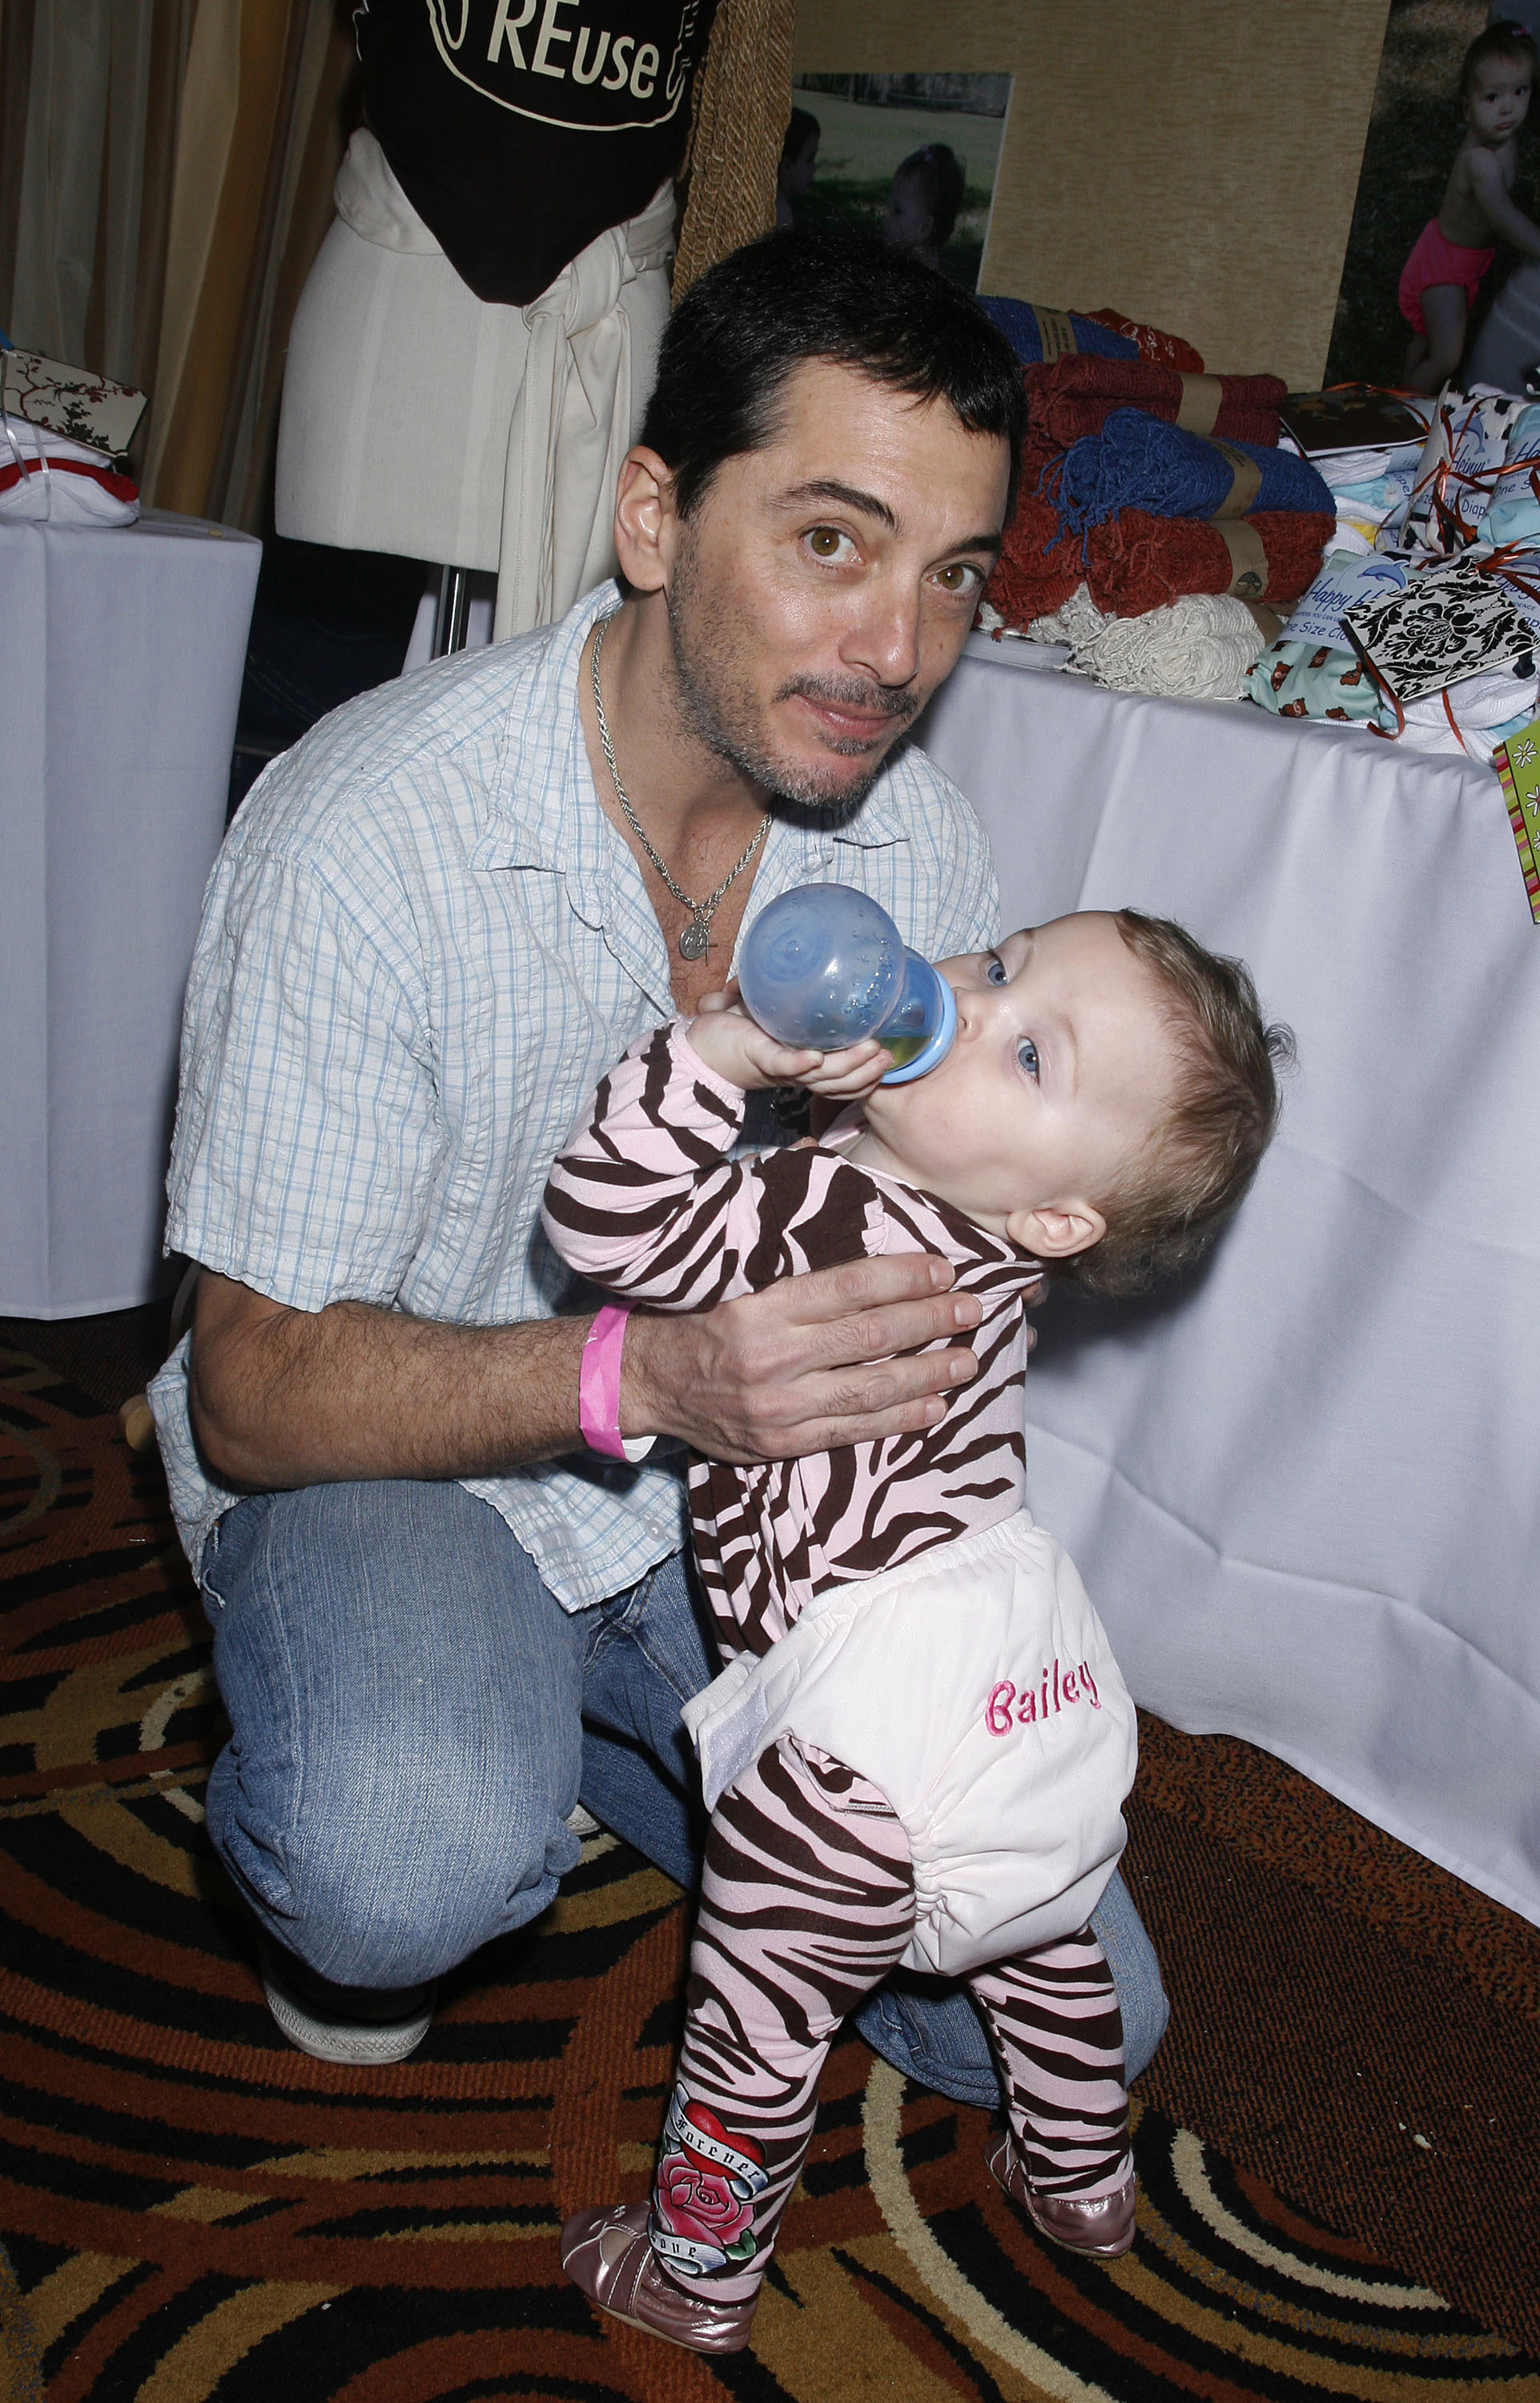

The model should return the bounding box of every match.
[149,582,1000,1604]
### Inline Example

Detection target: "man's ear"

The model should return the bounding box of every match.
[1003,1201,1105,1260]
[613,446,680,594]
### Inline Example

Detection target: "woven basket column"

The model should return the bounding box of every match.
[672,0,796,299]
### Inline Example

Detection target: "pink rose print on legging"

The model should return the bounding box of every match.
[649,2084,769,2278]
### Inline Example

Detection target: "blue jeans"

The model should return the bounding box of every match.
[199,1479,1168,2097]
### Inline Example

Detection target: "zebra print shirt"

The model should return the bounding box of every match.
[543,1021,1046,1664]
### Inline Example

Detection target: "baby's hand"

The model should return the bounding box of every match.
[687,993,889,1100]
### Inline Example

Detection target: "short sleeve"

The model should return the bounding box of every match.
[163,845,443,1312]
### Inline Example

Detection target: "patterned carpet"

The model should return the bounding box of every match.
[3,1342,1538,2401]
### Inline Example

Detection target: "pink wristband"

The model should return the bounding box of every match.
[580,1304,653,1463]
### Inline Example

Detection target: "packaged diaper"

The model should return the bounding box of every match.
[1281,549,1409,651]
[1246,639,1392,726]
[1383,390,1530,554]
[1247,549,1407,724]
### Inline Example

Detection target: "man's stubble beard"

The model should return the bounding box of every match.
[661,527,923,818]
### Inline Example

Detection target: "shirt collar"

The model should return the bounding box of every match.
[479,580,618,880]
[476,581,915,904]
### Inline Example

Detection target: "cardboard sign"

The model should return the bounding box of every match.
[1341,566,1533,703]
[1494,714,1540,923]
[1284,549,1409,652]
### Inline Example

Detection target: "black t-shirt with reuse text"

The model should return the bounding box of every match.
[354,0,718,305]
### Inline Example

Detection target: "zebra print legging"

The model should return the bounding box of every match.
[648,1732,1131,2303]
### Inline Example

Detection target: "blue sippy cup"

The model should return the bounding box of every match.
[737,884,956,1084]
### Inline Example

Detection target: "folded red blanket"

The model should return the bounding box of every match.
[1025,357,1286,448]
[987,497,1333,624]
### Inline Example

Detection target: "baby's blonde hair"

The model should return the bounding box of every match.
[1052,912,1294,1298]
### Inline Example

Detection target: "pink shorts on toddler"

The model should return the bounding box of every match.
[1398,216,1496,334]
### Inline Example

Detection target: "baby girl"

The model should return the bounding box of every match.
[542,906,1289,2355]
[1401,21,1540,394]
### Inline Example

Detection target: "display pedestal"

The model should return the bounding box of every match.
[1,508,260,1317]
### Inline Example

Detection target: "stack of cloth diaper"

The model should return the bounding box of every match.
[1316,451,1423,557]
[984,353,1337,639]
[1248,392,1540,758]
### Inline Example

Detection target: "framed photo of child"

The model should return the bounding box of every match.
[778,72,1012,292]
[1328,2,1540,392]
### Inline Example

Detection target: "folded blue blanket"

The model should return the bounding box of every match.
[1045,409,1335,535]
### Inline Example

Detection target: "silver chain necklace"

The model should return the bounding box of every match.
[591,610,770,961]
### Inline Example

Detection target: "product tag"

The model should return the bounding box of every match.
[1031,306,1078,363]
[1203,437,1264,519]
[1284,549,1409,651]
[1218,519,1268,598]
[1176,372,1224,435]
[1494,714,1540,922]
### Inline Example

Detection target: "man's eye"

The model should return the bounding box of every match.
[935,562,982,594]
[806,526,853,561]
[984,953,1008,985]
[1017,1038,1039,1081]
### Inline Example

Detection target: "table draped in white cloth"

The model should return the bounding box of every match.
[0,508,259,1317]
[918,638,1540,1927]
[275,129,675,637]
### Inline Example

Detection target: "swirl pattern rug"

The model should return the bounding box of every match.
[2,1342,1538,2402]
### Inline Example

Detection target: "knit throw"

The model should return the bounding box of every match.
[1029,585,1269,702]
[987,496,1334,624]
[1044,410,1335,540]
[977,297,1204,372]
[1026,357,1285,449]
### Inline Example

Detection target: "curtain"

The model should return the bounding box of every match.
[673,0,796,299]
[0,0,800,527]
[0,0,358,529]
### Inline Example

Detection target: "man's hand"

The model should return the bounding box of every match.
[686,996,889,1106]
[623,1254,984,1463]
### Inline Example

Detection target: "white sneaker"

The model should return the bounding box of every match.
[565,1801,603,1837]
[259,1943,436,2066]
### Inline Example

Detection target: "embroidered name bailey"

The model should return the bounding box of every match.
[984,1659,1101,1736]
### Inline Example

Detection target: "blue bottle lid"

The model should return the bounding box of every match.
[879,965,956,1084]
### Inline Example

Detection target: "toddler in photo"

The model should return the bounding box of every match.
[776,107,820,230]
[1400,21,1540,393]
[543,905,1290,2355]
[883,141,967,272]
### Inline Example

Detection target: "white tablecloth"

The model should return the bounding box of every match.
[919,639,1540,1926]
[1,509,260,1318]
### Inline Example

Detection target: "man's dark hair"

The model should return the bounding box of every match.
[641,231,1027,521]
[1462,20,1535,97]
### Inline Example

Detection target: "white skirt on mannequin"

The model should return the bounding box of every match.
[275,130,676,636]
